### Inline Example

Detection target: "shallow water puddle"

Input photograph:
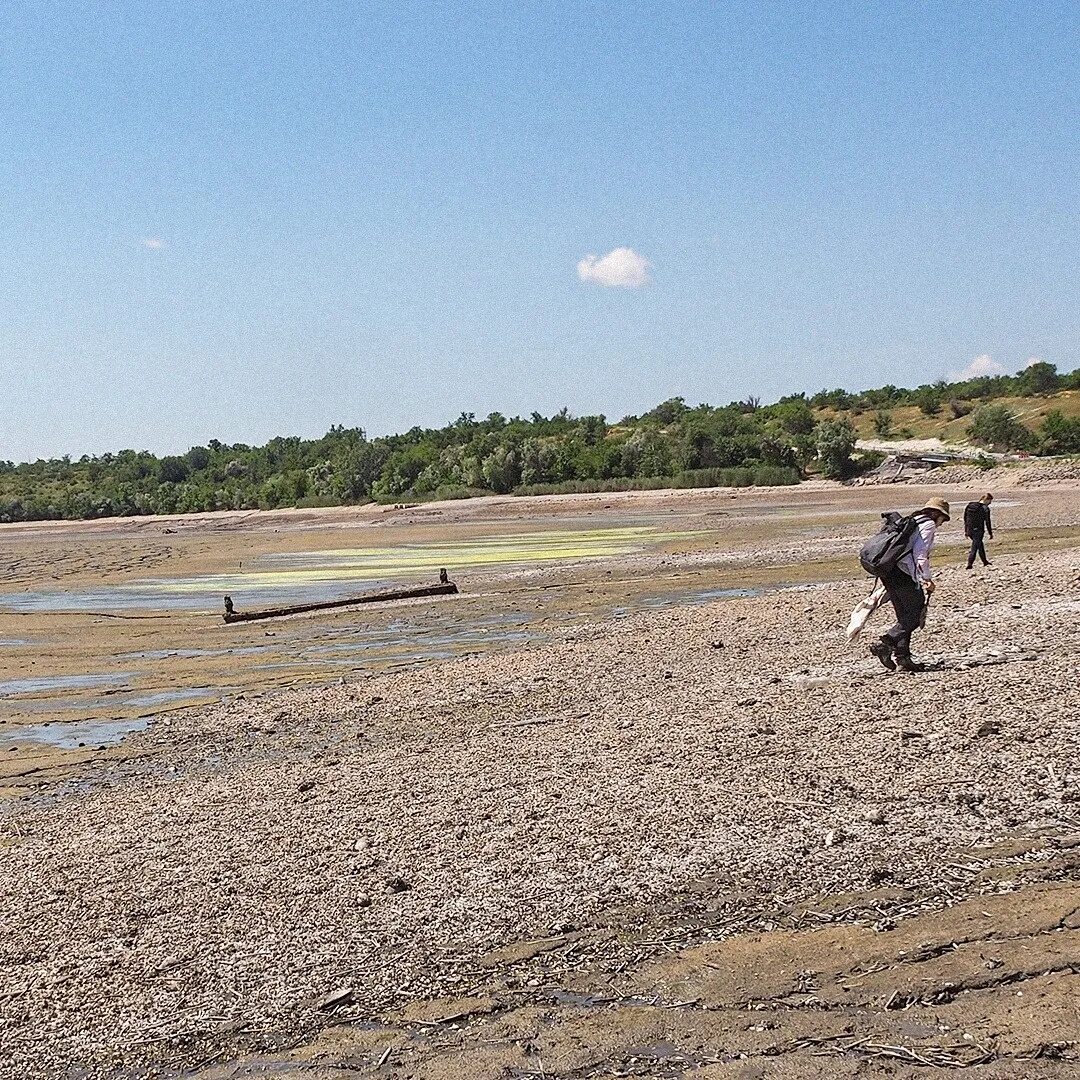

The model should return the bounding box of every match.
[0,671,136,696]
[110,687,226,709]
[633,585,762,609]
[0,715,148,749]
[3,685,225,716]
[115,646,266,661]
[302,611,536,658]
[610,584,767,618]
[0,526,702,614]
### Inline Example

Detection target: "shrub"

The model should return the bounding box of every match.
[851,450,886,476]
[294,494,344,509]
[1040,410,1080,454]
[1017,361,1060,397]
[157,456,189,483]
[915,387,942,416]
[512,465,798,497]
[968,405,1036,451]
[814,419,856,479]
[872,410,892,437]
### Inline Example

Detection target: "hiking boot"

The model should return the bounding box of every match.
[894,651,925,673]
[870,639,896,671]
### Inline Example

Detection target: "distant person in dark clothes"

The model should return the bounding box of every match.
[964,493,994,569]
[870,497,949,673]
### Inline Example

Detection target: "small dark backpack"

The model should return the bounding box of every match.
[964,501,983,534]
[859,511,919,577]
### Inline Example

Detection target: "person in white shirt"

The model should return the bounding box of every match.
[869,497,950,673]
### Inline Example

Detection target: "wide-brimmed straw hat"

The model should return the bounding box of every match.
[918,497,950,521]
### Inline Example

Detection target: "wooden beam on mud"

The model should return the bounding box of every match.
[221,580,459,623]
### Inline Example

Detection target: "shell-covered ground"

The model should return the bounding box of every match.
[1,483,1078,1078]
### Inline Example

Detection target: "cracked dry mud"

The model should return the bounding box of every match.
[159,842,1080,1079]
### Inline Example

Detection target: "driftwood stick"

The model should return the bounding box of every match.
[222,581,458,623]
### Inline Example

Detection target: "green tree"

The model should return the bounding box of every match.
[327,439,389,500]
[914,387,942,416]
[1017,361,1060,396]
[185,445,211,472]
[578,415,607,445]
[968,405,1035,451]
[371,445,436,497]
[520,439,557,486]
[157,456,189,483]
[767,400,816,435]
[644,397,688,425]
[620,429,675,477]
[481,445,520,493]
[872,410,892,438]
[1040,410,1080,454]
[815,419,856,479]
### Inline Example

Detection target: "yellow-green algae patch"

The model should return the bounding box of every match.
[149,527,705,595]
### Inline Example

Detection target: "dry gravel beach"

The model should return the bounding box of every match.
[1,482,1078,1079]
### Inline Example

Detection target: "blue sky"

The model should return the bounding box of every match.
[2,2,1077,461]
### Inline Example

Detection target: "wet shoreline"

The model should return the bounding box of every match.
[2,484,1076,788]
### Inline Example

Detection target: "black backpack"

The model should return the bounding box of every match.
[964,501,984,534]
[859,512,919,577]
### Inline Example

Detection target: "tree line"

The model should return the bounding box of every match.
[2,363,1077,522]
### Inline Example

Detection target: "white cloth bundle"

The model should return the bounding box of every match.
[847,580,889,641]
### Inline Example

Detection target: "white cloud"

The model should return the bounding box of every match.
[951,354,1006,380]
[577,247,651,288]
[142,237,165,250]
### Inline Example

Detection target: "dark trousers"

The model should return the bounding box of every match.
[966,533,989,567]
[879,567,925,656]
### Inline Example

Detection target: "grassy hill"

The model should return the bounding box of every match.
[820,389,1080,446]
[2,366,1078,522]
